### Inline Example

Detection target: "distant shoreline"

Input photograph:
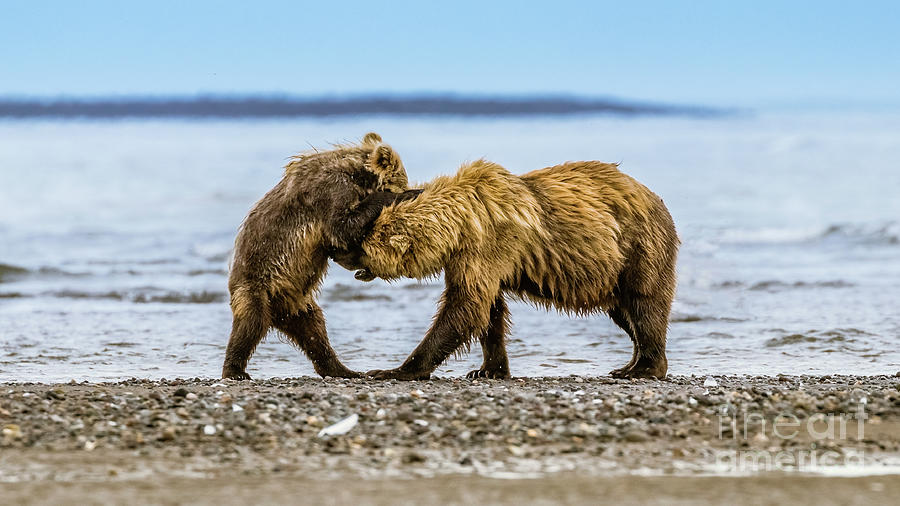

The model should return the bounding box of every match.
[0,94,727,119]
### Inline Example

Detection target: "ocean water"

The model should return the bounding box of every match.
[1,113,899,382]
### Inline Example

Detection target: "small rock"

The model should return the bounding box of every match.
[402,452,426,463]
[185,392,198,401]
[317,414,359,437]
[203,424,216,435]
[173,388,189,398]
[45,389,65,400]
[624,430,650,442]
[2,424,22,440]
[160,426,176,441]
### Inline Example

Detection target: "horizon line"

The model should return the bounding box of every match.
[0,93,732,119]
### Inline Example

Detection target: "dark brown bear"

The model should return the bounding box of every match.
[222,133,419,380]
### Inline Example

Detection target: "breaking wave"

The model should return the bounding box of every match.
[669,312,747,323]
[324,284,392,302]
[713,280,855,291]
[765,328,874,348]
[0,263,28,283]
[40,289,226,304]
[719,221,899,247]
[818,222,900,246]
[747,280,855,291]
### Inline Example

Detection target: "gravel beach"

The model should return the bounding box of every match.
[2,375,899,505]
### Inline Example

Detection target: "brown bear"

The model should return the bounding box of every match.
[222,133,420,380]
[336,159,678,380]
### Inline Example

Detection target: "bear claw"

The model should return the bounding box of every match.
[609,365,666,379]
[366,368,431,381]
[466,368,511,379]
[317,368,364,379]
[223,369,252,381]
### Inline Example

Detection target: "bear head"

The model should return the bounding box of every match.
[284,132,410,196]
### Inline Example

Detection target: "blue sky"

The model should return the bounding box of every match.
[2,1,898,107]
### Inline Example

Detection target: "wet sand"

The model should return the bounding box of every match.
[2,375,899,504]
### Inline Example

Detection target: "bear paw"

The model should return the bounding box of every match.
[466,368,511,380]
[223,367,252,381]
[316,367,364,379]
[609,363,667,380]
[354,269,376,282]
[366,368,431,381]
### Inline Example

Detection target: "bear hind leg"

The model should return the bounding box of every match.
[608,306,640,377]
[274,302,361,379]
[613,294,669,379]
[223,289,271,380]
[467,296,511,379]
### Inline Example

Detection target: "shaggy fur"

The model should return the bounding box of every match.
[222,133,420,380]
[338,159,678,379]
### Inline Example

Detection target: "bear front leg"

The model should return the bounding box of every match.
[368,283,495,380]
[273,302,362,379]
[466,296,511,379]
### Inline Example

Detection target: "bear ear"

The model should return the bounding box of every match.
[367,144,408,193]
[389,235,411,253]
[361,132,382,146]
[368,144,401,172]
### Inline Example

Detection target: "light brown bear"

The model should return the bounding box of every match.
[222,133,419,380]
[337,159,678,379]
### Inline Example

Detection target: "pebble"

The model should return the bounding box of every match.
[0,375,896,479]
[3,424,22,440]
[622,429,650,443]
[160,426,176,441]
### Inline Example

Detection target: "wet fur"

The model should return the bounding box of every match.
[340,160,679,380]
[222,133,418,380]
